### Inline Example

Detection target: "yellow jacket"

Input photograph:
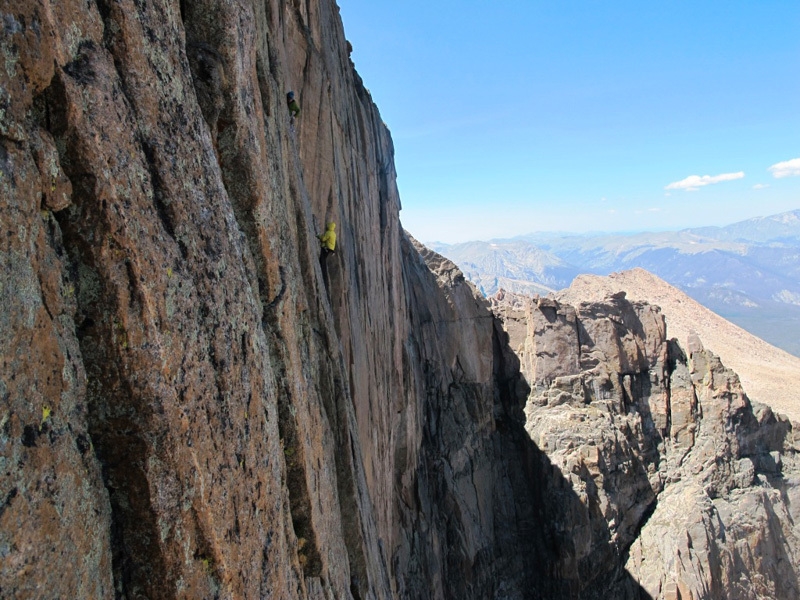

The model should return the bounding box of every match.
[318,222,336,251]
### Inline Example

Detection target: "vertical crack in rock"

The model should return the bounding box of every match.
[48,84,173,600]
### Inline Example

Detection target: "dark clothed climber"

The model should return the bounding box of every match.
[287,91,301,119]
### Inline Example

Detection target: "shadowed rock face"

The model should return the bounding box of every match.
[493,290,800,599]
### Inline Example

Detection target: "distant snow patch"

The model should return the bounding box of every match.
[774,290,800,306]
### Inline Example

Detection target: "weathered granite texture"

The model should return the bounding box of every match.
[3,0,368,597]
[493,290,800,599]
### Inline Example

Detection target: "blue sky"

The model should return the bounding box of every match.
[336,1,800,243]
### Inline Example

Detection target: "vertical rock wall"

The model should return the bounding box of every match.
[1,0,396,597]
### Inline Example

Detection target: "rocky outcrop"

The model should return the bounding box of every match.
[558,269,800,422]
[493,290,800,599]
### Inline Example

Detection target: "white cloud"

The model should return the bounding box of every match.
[752,183,770,190]
[769,158,800,179]
[665,171,745,191]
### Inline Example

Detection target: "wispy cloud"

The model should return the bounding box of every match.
[665,171,745,191]
[768,158,800,179]
[752,183,770,190]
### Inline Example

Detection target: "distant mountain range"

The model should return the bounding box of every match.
[430,209,800,357]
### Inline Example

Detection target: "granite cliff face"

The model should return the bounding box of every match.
[493,290,800,599]
[2,1,799,599]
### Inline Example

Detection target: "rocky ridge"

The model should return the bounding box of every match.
[492,288,800,599]
[558,269,800,422]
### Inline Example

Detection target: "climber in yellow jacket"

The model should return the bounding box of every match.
[318,222,336,259]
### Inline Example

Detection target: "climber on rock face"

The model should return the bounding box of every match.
[318,222,336,260]
[287,91,300,120]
